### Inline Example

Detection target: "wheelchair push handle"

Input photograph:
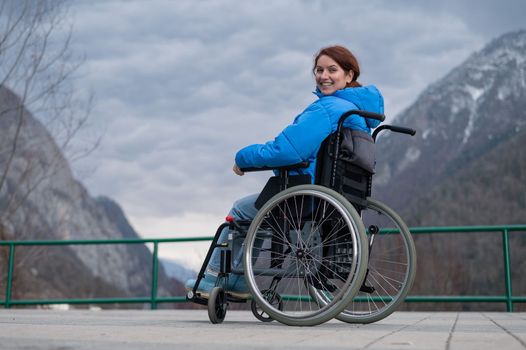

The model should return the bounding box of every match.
[385,125,416,136]
[372,125,416,141]
[337,109,385,131]
[340,109,385,122]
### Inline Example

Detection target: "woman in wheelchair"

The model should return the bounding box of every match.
[186,45,415,326]
[186,44,383,295]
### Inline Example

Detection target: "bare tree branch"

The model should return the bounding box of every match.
[0,0,99,250]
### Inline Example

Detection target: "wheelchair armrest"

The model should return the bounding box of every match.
[240,161,310,173]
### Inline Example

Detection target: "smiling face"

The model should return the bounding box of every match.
[314,55,354,95]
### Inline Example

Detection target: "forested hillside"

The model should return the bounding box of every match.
[373,30,526,310]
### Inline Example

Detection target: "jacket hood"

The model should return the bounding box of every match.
[314,85,384,114]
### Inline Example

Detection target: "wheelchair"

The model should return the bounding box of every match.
[187,110,417,326]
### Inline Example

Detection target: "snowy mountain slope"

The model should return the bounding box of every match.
[373,29,526,221]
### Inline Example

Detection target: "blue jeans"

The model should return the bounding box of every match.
[207,193,259,275]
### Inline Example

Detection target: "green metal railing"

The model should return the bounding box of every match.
[400,225,525,312]
[1,225,525,311]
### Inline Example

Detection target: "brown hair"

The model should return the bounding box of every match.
[314,45,362,88]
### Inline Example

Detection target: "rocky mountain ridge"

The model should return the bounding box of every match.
[0,85,184,303]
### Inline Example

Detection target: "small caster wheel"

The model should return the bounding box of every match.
[208,287,227,324]
[251,300,273,322]
[250,290,283,322]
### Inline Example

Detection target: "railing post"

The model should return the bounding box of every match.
[4,244,15,309]
[150,242,159,310]
[502,229,513,312]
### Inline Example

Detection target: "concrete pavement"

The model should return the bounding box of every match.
[0,309,525,349]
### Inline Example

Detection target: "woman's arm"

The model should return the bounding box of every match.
[235,103,332,169]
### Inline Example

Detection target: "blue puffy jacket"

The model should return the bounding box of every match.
[235,85,384,179]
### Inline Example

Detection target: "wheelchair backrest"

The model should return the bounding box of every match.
[315,129,374,211]
[314,109,384,210]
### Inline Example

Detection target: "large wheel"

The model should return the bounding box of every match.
[243,184,368,326]
[208,287,227,324]
[313,198,416,324]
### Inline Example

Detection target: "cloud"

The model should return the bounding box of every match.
[66,0,526,259]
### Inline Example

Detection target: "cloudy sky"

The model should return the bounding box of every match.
[64,0,525,268]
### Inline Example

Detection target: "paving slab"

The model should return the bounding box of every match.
[0,310,525,350]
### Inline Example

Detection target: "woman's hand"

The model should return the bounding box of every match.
[233,164,245,176]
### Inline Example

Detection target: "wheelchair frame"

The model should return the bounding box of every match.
[187,110,417,326]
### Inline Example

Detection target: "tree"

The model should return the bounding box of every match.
[0,0,97,296]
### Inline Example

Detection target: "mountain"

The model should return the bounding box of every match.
[161,258,197,282]
[0,85,184,305]
[403,127,526,226]
[94,197,199,293]
[372,29,526,310]
[374,29,526,223]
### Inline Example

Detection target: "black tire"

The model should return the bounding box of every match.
[208,287,227,324]
[243,184,368,326]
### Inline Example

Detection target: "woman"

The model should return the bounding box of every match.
[186,45,384,298]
